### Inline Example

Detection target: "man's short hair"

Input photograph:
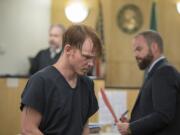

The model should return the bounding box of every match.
[135,30,164,53]
[62,24,103,57]
[49,24,66,33]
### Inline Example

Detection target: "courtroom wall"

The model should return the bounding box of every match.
[0,0,51,75]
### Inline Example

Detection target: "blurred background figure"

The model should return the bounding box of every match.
[29,24,66,75]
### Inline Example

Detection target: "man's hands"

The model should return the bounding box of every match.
[120,115,129,123]
[116,121,130,135]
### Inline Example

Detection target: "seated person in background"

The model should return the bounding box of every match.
[29,24,66,75]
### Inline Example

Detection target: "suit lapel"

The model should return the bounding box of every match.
[130,58,168,120]
[147,58,167,80]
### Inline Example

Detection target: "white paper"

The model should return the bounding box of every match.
[98,89,127,124]
[6,78,19,88]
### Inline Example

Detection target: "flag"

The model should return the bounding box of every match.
[150,0,157,30]
[95,0,105,77]
[144,0,158,80]
[96,0,104,45]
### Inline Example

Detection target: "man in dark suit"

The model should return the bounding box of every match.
[29,24,66,75]
[117,30,180,135]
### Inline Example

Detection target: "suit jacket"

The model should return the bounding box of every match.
[29,48,61,75]
[130,58,180,135]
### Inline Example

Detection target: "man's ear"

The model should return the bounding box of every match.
[64,44,72,55]
[151,42,158,53]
